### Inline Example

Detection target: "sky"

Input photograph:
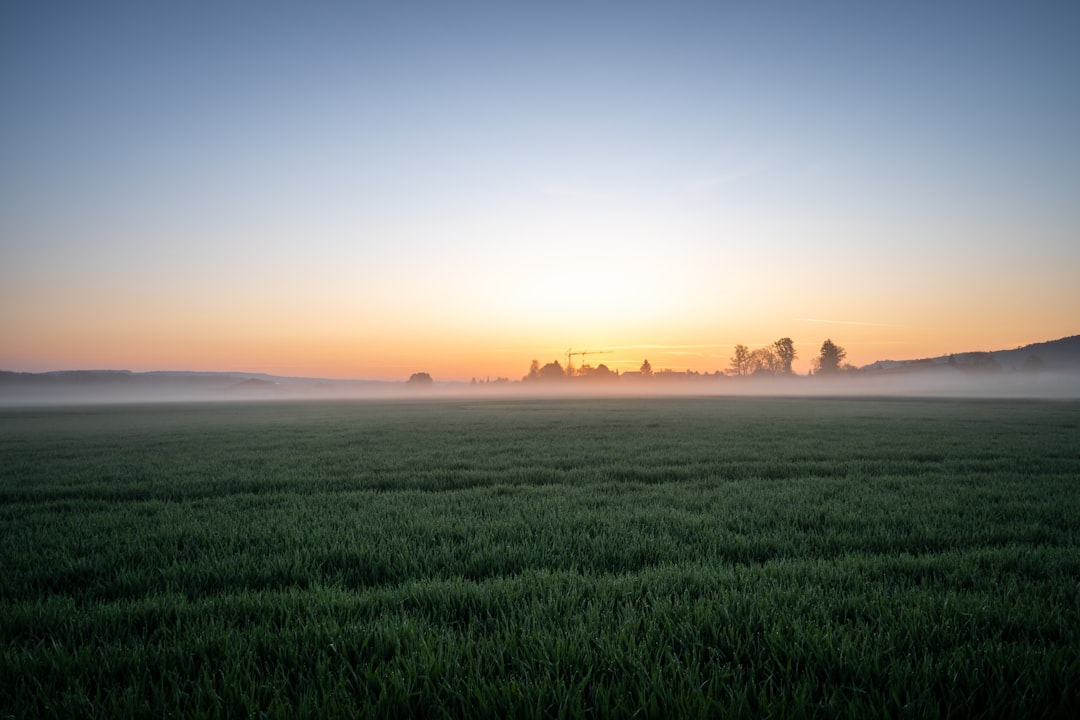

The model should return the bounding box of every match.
[2,1,1078,381]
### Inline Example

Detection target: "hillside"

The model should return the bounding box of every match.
[861,335,1080,374]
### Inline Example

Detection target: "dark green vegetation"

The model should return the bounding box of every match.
[2,397,1079,718]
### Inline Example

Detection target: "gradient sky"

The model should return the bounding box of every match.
[2,2,1078,380]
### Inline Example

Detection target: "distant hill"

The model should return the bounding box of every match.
[861,335,1080,374]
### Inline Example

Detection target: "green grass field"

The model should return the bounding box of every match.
[2,396,1079,718]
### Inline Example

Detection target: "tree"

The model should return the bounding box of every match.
[773,337,797,374]
[816,339,847,375]
[526,359,541,381]
[580,363,617,381]
[640,359,653,377]
[728,345,750,376]
[407,372,433,386]
[537,360,566,381]
[747,347,779,375]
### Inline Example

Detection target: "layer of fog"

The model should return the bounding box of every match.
[2,369,1079,407]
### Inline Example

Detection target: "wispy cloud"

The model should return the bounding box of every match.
[683,150,786,195]
[684,170,755,194]
[603,344,723,351]
[796,317,907,328]
[531,179,612,202]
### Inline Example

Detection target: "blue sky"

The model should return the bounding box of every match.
[2,2,1078,378]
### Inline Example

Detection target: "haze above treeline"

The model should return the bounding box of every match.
[3,335,1079,405]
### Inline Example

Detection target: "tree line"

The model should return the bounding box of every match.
[521,338,853,382]
[727,337,852,376]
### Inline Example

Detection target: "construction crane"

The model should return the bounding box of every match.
[565,348,611,376]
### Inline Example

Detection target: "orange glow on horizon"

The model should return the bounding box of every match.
[3,322,1075,383]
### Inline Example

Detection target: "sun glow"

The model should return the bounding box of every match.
[1,4,1077,382]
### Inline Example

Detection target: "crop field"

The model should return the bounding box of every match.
[2,396,1079,718]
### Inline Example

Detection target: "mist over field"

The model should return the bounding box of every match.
[3,365,1079,406]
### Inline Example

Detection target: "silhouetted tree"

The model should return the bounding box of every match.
[640,359,653,377]
[407,372,433,386]
[728,345,750,376]
[527,359,541,381]
[773,337,797,374]
[580,363,617,381]
[537,360,566,381]
[816,339,846,375]
[747,347,779,375]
